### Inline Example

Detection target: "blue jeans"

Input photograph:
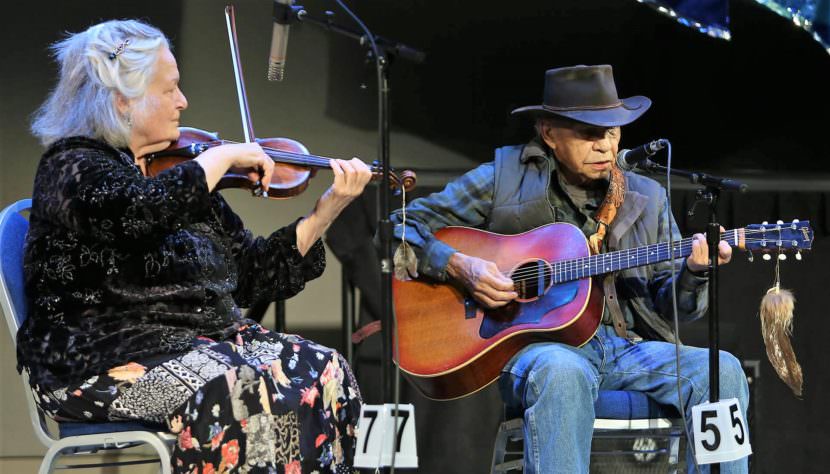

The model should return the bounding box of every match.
[499,324,750,474]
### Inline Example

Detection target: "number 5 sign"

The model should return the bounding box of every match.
[691,398,752,465]
[354,404,419,469]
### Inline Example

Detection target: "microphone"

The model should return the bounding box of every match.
[268,0,294,81]
[616,139,669,171]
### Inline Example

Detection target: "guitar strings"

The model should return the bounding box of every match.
[503,227,808,284]
[507,237,802,285]
[507,235,800,283]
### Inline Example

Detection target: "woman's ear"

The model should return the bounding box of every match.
[113,92,131,117]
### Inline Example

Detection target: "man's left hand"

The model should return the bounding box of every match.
[687,226,732,274]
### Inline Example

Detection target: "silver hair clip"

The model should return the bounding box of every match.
[108,39,131,60]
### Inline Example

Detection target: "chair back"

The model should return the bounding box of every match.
[0,199,58,447]
[0,199,31,342]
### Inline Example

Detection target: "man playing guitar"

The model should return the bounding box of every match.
[390,65,748,473]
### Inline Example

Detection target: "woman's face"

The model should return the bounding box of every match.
[128,46,188,156]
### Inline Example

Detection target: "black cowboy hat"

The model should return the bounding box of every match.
[511,64,651,127]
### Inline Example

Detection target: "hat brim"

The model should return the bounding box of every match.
[511,96,651,127]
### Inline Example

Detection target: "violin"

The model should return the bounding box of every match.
[143,5,416,199]
[143,127,416,198]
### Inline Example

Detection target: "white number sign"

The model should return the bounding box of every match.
[691,398,752,465]
[354,403,418,469]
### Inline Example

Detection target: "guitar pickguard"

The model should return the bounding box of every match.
[478,280,579,338]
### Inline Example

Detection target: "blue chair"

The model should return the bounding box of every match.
[0,199,176,474]
[490,390,684,473]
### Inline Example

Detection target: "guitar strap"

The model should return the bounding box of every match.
[591,163,629,339]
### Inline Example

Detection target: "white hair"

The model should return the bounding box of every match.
[31,20,169,147]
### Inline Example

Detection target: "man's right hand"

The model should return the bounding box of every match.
[446,252,518,309]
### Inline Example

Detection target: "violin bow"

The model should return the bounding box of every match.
[224,5,256,143]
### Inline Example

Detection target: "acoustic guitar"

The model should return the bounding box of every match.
[392,220,813,400]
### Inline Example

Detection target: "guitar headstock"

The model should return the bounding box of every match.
[743,220,813,257]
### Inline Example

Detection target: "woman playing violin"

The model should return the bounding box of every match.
[18,19,370,473]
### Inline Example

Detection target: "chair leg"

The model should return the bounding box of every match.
[38,443,63,474]
[491,419,525,474]
[491,424,509,472]
[667,431,681,474]
[143,433,174,474]
[37,432,174,474]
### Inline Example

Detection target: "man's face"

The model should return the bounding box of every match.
[540,118,621,187]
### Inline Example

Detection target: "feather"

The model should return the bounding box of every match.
[759,287,803,397]
[394,241,419,281]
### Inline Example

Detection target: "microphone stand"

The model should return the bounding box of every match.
[274,0,426,424]
[640,160,748,474]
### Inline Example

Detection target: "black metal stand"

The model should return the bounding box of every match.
[700,187,722,474]
[342,268,356,368]
[277,0,425,408]
[640,160,748,474]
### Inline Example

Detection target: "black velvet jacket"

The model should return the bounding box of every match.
[17,137,325,388]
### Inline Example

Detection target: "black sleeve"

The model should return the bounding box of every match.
[210,193,326,306]
[33,146,213,242]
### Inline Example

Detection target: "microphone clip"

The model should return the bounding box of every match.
[273,0,303,25]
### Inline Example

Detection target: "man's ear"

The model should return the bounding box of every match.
[540,121,557,151]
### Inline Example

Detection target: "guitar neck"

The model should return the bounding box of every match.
[552,228,744,284]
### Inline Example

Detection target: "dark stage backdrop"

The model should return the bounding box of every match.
[326,0,830,175]
[1,0,827,472]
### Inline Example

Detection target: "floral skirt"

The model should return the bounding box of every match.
[33,324,362,473]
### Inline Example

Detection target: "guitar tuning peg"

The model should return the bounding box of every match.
[762,254,772,261]
[778,253,787,261]
[796,251,802,261]
[747,251,754,262]
[776,220,784,225]
[762,221,769,225]
[793,219,800,223]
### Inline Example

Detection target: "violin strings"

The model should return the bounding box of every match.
[204,139,382,173]
[260,145,334,168]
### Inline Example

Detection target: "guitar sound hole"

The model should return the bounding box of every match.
[511,259,553,301]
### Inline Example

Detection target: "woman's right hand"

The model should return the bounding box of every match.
[195,143,274,194]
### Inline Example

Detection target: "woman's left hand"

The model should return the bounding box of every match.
[295,158,372,255]
[318,158,373,220]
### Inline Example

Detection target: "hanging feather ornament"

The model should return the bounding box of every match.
[393,187,419,281]
[759,252,803,397]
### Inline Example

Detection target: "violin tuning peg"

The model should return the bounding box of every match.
[778,253,787,261]
[795,251,802,261]
[747,253,754,262]
[762,254,772,261]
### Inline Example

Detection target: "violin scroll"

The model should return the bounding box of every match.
[369,161,417,194]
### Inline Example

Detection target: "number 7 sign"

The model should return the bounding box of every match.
[354,404,419,469]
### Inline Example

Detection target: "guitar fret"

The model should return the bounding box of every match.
[545,226,785,284]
